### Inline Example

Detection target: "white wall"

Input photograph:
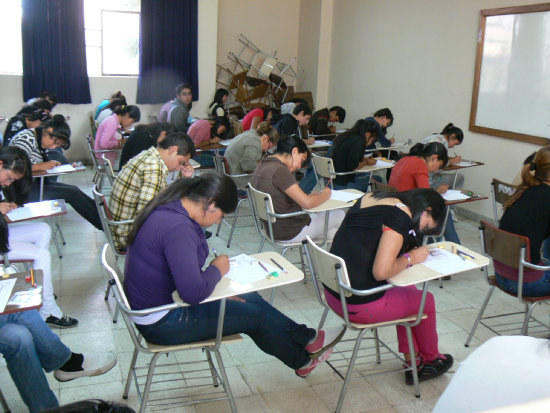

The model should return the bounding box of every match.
[297,0,322,100]
[0,0,219,162]
[328,0,544,218]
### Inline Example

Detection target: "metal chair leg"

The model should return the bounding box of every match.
[0,388,10,413]
[123,347,140,399]
[213,349,238,413]
[521,302,539,336]
[405,325,420,398]
[140,352,162,413]
[373,328,381,363]
[54,216,66,245]
[205,350,219,387]
[465,285,495,347]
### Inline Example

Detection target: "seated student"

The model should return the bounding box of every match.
[331,118,379,192]
[224,121,279,174]
[10,115,103,230]
[422,123,465,188]
[26,90,57,109]
[95,105,141,167]
[208,88,229,118]
[187,117,230,168]
[3,108,49,147]
[274,103,313,144]
[123,172,345,378]
[109,132,195,250]
[0,147,76,328]
[169,83,193,132]
[365,108,395,149]
[495,146,550,296]
[119,122,175,169]
[94,91,126,120]
[251,136,345,242]
[0,309,116,413]
[327,189,453,385]
[16,98,52,117]
[95,98,126,126]
[242,107,274,131]
[388,142,461,245]
[309,106,346,136]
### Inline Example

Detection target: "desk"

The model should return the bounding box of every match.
[308,140,333,150]
[305,189,364,213]
[5,200,67,223]
[33,165,86,202]
[0,270,43,315]
[172,252,303,304]
[366,142,410,159]
[442,160,484,188]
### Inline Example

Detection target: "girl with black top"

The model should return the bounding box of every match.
[119,122,175,169]
[208,88,229,118]
[327,189,453,384]
[3,109,50,147]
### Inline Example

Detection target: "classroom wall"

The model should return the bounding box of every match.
[328,0,543,218]
[297,0,322,101]
[0,0,219,162]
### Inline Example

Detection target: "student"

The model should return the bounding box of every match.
[242,107,274,131]
[327,189,453,385]
[95,98,126,126]
[187,117,230,168]
[124,173,345,378]
[95,91,126,120]
[16,98,52,117]
[26,90,57,109]
[109,132,195,250]
[388,142,461,244]
[365,108,395,149]
[3,108,49,147]
[309,106,346,136]
[251,136,345,242]
[331,118,379,192]
[119,122,175,169]
[274,103,313,144]
[225,121,278,174]
[0,309,116,412]
[0,147,76,328]
[208,88,229,118]
[169,83,193,132]
[422,123,465,188]
[495,146,550,296]
[10,115,103,230]
[94,105,141,166]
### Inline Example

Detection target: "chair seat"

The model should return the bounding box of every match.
[145,334,243,353]
[488,275,550,302]
[277,236,328,247]
[349,314,428,329]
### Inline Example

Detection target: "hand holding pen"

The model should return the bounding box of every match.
[211,248,230,275]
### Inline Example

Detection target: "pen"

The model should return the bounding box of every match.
[258,261,269,273]
[270,258,285,272]
[457,249,475,260]
[213,248,218,258]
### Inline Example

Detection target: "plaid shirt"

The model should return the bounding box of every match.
[109,147,169,249]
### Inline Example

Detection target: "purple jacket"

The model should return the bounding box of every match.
[124,200,221,309]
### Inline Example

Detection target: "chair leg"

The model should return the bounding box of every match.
[123,347,139,399]
[299,247,307,284]
[465,286,495,347]
[48,218,63,259]
[258,238,265,253]
[521,302,539,336]
[140,352,162,413]
[54,216,66,245]
[216,221,223,237]
[227,199,244,248]
[212,349,238,413]
[405,325,420,398]
[0,388,10,413]
[317,308,329,330]
[373,328,381,364]
[112,304,120,324]
[105,279,115,300]
[205,350,219,387]
[335,329,368,413]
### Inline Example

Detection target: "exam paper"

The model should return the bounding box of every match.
[225,254,278,284]
[6,201,62,221]
[442,190,470,201]
[330,190,364,202]
[46,164,76,174]
[423,248,478,275]
[0,278,16,312]
[219,140,232,146]
[455,160,478,167]
[375,159,395,167]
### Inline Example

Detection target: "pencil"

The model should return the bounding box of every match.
[258,261,269,273]
[30,268,35,287]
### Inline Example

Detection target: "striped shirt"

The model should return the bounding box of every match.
[109,147,169,249]
[9,128,45,164]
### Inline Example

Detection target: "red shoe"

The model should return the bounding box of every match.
[295,348,334,378]
[305,325,346,359]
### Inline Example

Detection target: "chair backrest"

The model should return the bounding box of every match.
[101,155,117,180]
[86,135,100,170]
[92,185,128,253]
[311,154,335,180]
[490,178,517,223]
[303,236,352,297]
[246,183,276,223]
[370,178,398,193]
[101,244,130,308]
[480,220,530,269]
[213,153,231,175]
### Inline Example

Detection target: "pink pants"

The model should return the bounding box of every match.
[325,285,440,361]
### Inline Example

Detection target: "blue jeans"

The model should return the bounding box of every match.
[439,214,461,244]
[136,292,315,369]
[299,164,319,194]
[333,173,371,193]
[543,238,550,261]
[0,310,71,412]
[496,258,550,297]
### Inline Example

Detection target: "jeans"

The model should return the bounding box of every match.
[439,213,461,244]
[136,292,315,369]
[496,258,550,297]
[333,173,371,193]
[543,238,550,261]
[299,164,319,194]
[193,152,215,169]
[29,180,103,230]
[0,310,71,412]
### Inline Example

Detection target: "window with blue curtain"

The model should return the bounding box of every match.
[22,0,91,104]
[137,0,199,104]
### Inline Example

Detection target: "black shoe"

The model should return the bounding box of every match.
[405,354,453,385]
[46,315,79,329]
[204,230,213,239]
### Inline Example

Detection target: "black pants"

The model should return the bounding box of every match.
[29,180,103,231]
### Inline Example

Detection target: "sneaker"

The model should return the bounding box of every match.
[305,325,346,359]
[54,352,117,382]
[295,348,333,378]
[45,315,79,329]
[405,354,453,385]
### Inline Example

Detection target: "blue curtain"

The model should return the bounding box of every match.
[137,0,199,104]
[21,0,91,104]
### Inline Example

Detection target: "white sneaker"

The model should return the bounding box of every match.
[54,352,117,382]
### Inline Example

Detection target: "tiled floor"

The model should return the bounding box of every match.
[1,167,547,412]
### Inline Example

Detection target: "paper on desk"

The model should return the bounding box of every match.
[442,190,470,201]
[7,286,42,307]
[0,278,16,312]
[455,160,478,167]
[423,248,478,275]
[46,164,76,174]
[225,254,278,284]
[330,190,364,202]
[219,140,232,146]
[375,159,395,167]
[6,201,62,221]
[313,139,332,145]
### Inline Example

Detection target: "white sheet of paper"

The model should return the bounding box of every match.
[46,164,76,174]
[6,201,62,221]
[442,190,470,201]
[0,278,16,312]
[225,254,279,285]
[330,190,364,202]
[422,248,478,275]
[455,160,478,167]
[313,139,332,145]
[219,140,232,146]
[375,159,395,167]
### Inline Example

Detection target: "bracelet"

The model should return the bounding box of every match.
[402,253,412,268]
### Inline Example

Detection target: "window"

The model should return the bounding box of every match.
[0,0,140,76]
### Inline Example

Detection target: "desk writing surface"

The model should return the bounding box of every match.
[0,270,43,315]
[442,160,484,171]
[305,189,364,213]
[6,200,67,223]
[444,189,488,206]
[172,252,303,305]
[389,242,489,287]
[32,165,86,178]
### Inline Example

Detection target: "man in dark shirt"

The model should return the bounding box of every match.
[169,83,193,133]
[274,103,312,143]
[309,106,346,136]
